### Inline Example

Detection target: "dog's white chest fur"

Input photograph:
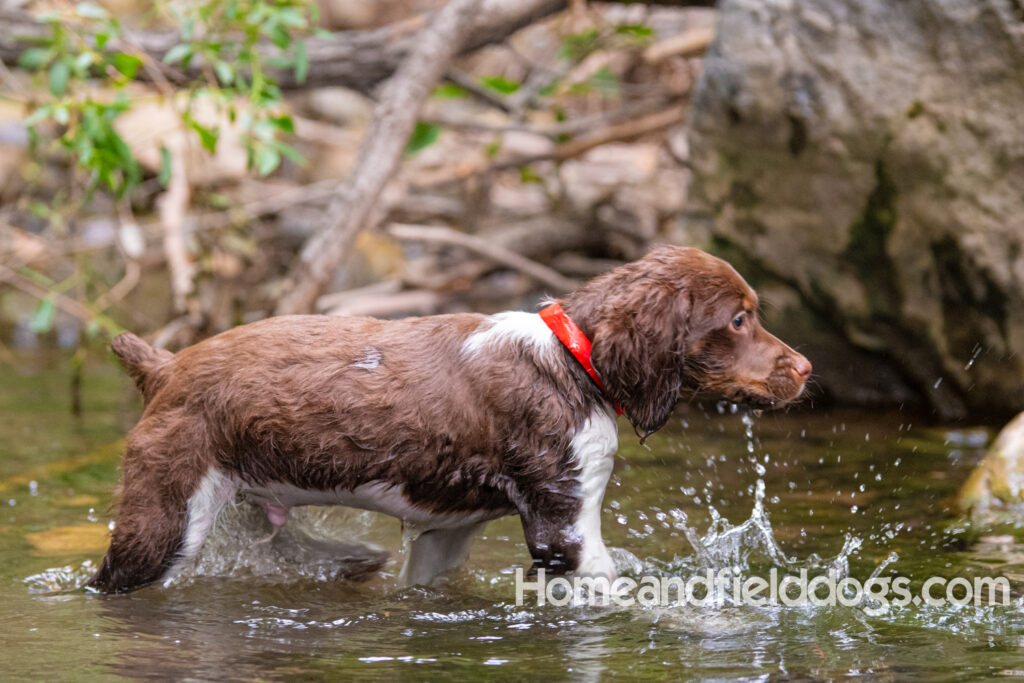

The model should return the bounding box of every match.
[567,406,619,578]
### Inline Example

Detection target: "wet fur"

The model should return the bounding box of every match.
[88,246,810,593]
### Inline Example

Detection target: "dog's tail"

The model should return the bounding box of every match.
[111,333,173,402]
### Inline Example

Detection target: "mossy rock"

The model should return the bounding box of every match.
[959,412,1024,515]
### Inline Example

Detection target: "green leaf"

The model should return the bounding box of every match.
[18,48,51,70]
[255,146,281,175]
[48,61,69,96]
[432,83,467,99]
[74,51,94,71]
[111,52,142,80]
[158,145,172,187]
[53,105,69,125]
[29,296,56,333]
[485,136,502,158]
[185,115,219,154]
[519,165,543,184]
[589,66,620,98]
[163,44,191,65]
[293,39,308,84]
[615,23,654,44]
[269,24,290,50]
[275,141,304,165]
[536,80,558,97]
[269,114,295,134]
[28,201,52,219]
[405,122,441,155]
[214,60,233,85]
[479,75,520,95]
[75,3,109,19]
[24,107,50,128]
[558,29,601,62]
[278,7,307,28]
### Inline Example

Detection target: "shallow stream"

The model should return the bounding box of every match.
[2,359,1023,679]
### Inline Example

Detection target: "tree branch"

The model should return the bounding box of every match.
[387,222,580,292]
[274,0,484,315]
[0,1,715,92]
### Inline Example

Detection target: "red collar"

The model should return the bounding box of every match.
[539,303,623,416]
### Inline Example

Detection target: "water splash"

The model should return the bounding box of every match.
[672,479,861,576]
[24,560,97,593]
[170,501,390,585]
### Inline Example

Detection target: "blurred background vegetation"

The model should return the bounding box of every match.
[1,0,1022,423]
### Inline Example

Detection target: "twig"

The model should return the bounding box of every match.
[423,97,675,138]
[388,222,579,292]
[157,137,194,314]
[94,202,142,310]
[445,69,514,113]
[496,104,685,167]
[324,288,445,318]
[275,0,484,316]
[418,104,686,188]
[643,26,715,63]
[0,263,96,324]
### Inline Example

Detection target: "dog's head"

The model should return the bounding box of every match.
[565,246,811,435]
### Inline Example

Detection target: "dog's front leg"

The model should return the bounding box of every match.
[519,500,615,581]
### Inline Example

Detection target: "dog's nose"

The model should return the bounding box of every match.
[793,356,812,380]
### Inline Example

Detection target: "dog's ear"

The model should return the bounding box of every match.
[590,286,690,437]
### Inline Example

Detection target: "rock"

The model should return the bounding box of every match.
[304,86,375,127]
[116,95,249,184]
[561,142,661,211]
[959,412,1024,513]
[685,0,1024,418]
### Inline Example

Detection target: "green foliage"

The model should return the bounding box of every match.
[431,83,468,99]
[29,296,57,333]
[18,0,319,196]
[405,121,442,155]
[614,23,655,45]
[559,29,602,62]
[479,75,520,95]
[518,165,543,184]
[588,66,620,98]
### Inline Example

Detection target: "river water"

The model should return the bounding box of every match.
[2,359,1023,679]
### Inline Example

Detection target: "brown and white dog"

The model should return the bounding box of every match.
[88,246,810,593]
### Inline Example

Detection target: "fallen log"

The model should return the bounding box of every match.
[0,1,715,92]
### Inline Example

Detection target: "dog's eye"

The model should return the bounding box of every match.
[732,314,745,330]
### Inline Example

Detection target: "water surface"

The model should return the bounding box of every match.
[2,359,1023,679]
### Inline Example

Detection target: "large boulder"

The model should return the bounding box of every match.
[685,0,1024,418]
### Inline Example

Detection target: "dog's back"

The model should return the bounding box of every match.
[89,313,594,592]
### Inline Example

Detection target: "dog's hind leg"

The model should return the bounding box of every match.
[88,435,235,593]
[399,522,486,587]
